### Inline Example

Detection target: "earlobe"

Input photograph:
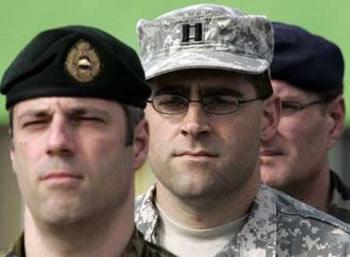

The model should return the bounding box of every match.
[261,95,281,144]
[327,96,345,149]
[133,119,149,170]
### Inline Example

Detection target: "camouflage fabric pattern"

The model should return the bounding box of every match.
[137,4,274,79]
[0,229,175,257]
[135,185,350,257]
[329,170,350,223]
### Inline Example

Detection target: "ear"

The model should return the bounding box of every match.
[260,95,281,144]
[133,119,149,170]
[10,140,17,174]
[326,96,345,149]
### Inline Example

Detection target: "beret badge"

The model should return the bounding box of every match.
[65,39,101,83]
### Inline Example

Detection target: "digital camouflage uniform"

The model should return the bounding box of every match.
[135,185,350,257]
[0,229,175,257]
[135,4,350,257]
[329,170,350,223]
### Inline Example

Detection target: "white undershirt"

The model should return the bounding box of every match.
[157,204,247,257]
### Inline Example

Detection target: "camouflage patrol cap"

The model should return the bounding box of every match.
[137,4,274,80]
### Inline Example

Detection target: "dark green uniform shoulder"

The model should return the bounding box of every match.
[2,231,176,257]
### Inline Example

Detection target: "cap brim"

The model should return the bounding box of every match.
[144,50,269,80]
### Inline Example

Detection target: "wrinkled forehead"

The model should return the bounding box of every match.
[271,80,318,100]
[12,96,122,116]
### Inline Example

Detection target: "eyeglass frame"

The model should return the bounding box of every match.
[280,98,331,116]
[146,93,271,115]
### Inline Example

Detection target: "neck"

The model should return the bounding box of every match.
[155,172,259,229]
[286,165,331,212]
[24,199,134,257]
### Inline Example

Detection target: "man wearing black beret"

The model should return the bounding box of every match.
[260,22,350,222]
[0,25,174,257]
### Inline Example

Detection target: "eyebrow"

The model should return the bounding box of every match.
[17,110,50,121]
[152,85,243,97]
[199,87,242,97]
[279,96,306,102]
[17,106,110,121]
[67,108,109,118]
[153,86,189,96]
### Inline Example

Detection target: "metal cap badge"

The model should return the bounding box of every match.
[65,39,102,83]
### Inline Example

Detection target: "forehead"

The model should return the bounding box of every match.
[150,69,256,93]
[12,97,122,116]
[272,80,317,100]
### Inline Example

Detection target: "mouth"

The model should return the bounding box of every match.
[40,172,83,182]
[175,151,218,158]
[260,149,283,157]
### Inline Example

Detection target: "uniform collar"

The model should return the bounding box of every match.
[6,229,146,257]
[135,185,278,257]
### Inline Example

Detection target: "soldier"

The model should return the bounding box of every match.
[135,4,350,257]
[260,22,350,222]
[0,26,174,257]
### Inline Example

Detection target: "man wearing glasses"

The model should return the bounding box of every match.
[260,22,350,222]
[135,4,350,257]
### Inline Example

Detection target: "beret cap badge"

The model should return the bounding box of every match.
[0,25,151,109]
[65,39,101,83]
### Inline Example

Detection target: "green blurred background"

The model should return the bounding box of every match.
[0,0,349,124]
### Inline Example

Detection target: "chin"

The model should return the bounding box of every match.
[36,201,88,225]
[38,210,82,225]
[260,170,283,187]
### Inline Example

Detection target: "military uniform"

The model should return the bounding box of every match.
[0,26,175,257]
[135,185,350,256]
[329,170,350,223]
[0,229,175,257]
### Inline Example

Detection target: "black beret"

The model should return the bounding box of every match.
[0,25,151,109]
[271,22,344,92]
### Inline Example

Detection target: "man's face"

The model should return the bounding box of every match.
[146,69,275,200]
[11,97,147,225]
[260,80,333,192]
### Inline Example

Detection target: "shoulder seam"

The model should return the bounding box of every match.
[277,208,350,233]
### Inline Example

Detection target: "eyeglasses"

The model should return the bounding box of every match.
[281,99,327,116]
[147,94,270,115]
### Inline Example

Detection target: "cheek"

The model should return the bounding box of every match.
[148,125,170,164]
[86,137,134,183]
[278,118,307,143]
[218,117,261,153]
[11,140,38,171]
[84,135,123,160]
[146,115,174,151]
[278,117,327,155]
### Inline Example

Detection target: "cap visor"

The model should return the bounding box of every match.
[144,50,269,79]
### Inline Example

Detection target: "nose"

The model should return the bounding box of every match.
[45,116,75,157]
[261,122,281,148]
[180,103,210,137]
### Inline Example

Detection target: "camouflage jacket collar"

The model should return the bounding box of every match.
[136,184,350,256]
[135,185,278,256]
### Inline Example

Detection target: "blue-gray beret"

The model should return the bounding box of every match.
[271,22,344,92]
[0,25,151,109]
